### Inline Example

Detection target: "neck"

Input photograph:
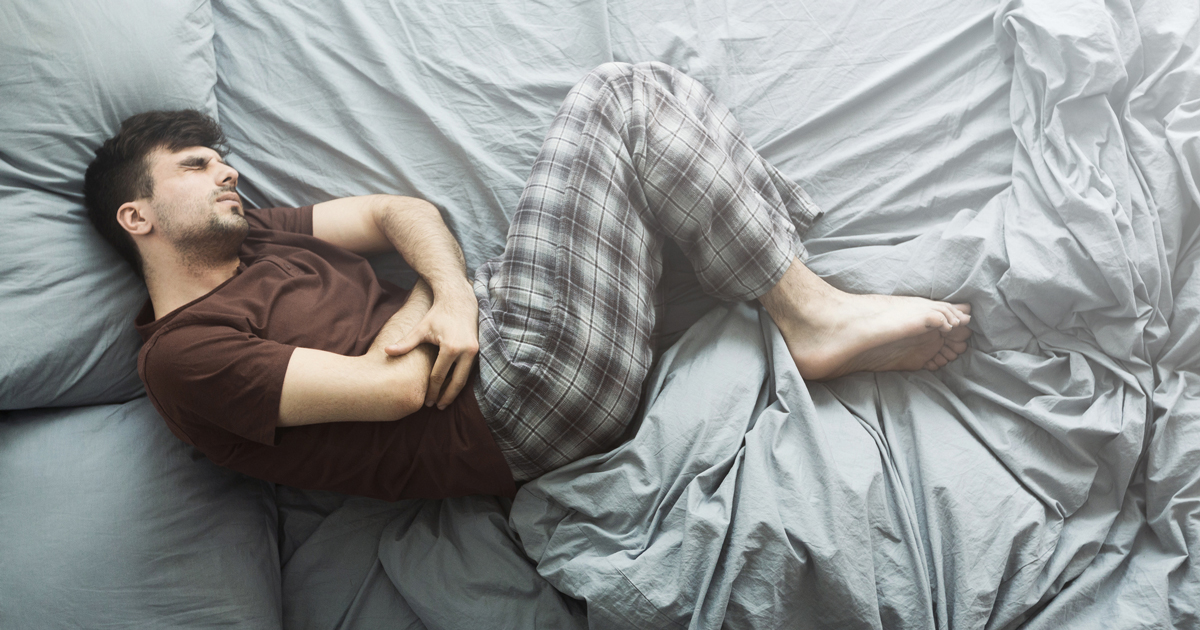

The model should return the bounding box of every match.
[144,254,241,320]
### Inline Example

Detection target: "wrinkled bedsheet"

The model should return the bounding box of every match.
[512,1,1200,628]
[208,0,1200,627]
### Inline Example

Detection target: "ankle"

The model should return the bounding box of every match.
[758,258,843,328]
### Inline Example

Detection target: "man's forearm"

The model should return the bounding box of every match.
[278,280,438,428]
[369,195,479,409]
[367,278,435,355]
[371,196,470,293]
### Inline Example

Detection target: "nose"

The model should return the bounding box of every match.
[218,161,239,188]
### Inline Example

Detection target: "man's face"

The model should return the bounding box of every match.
[145,145,248,265]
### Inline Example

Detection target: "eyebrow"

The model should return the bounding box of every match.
[177,154,225,169]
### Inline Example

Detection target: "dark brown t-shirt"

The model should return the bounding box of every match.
[135,205,515,500]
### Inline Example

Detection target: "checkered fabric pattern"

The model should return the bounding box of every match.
[473,62,822,481]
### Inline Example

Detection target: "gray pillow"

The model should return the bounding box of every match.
[0,0,218,409]
[0,398,282,628]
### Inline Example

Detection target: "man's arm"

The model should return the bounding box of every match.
[311,195,478,410]
[363,278,434,355]
[277,280,437,427]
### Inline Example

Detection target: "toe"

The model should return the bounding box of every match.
[942,303,970,327]
[947,326,972,342]
[953,303,972,315]
[926,312,953,333]
[937,304,961,327]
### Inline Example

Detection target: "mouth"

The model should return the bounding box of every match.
[216,191,242,210]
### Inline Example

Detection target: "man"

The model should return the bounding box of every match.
[84,63,971,500]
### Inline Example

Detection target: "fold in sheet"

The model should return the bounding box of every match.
[512,0,1199,627]
[209,0,1200,626]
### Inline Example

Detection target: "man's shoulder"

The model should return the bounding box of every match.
[136,307,295,402]
[136,283,274,382]
[136,312,294,448]
[138,315,243,374]
[136,279,257,347]
[244,205,314,235]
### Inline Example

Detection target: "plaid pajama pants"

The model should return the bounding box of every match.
[473,62,822,481]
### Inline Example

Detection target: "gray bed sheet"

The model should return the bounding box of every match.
[275,487,586,630]
[207,0,1199,627]
[0,400,283,628]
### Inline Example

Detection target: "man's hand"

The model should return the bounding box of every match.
[312,194,480,409]
[279,279,439,428]
[384,277,479,409]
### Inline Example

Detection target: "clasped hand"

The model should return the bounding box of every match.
[384,279,479,409]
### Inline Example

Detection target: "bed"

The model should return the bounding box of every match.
[2,0,1197,628]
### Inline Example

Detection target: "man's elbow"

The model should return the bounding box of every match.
[392,378,428,419]
[371,194,439,225]
[386,352,433,419]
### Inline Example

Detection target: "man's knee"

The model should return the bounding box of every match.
[582,62,636,91]
[584,61,682,89]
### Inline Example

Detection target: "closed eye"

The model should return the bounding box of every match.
[178,156,210,170]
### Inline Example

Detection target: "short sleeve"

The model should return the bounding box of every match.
[244,205,313,235]
[140,324,297,445]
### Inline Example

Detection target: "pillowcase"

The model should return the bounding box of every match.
[0,398,282,628]
[0,0,218,409]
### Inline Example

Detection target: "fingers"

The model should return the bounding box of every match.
[436,355,475,409]
[425,344,479,408]
[386,325,428,356]
[426,350,455,407]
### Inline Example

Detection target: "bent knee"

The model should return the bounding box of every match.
[584,61,635,85]
[585,60,683,87]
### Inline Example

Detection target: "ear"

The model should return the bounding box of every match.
[116,200,152,236]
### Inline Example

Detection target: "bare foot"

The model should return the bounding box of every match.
[758,260,972,381]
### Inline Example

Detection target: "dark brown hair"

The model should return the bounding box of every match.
[83,110,228,278]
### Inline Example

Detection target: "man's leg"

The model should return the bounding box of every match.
[474,62,968,480]
[759,261,970,380]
